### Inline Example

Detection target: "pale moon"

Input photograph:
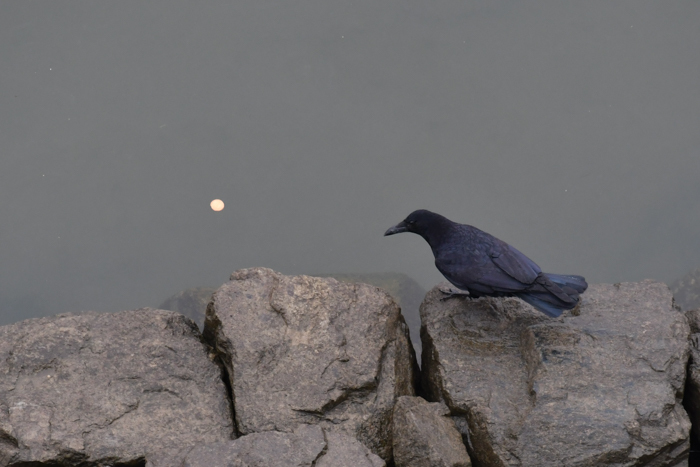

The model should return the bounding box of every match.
[210,199,224,211]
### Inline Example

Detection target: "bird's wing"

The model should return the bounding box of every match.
[434,227,541,294]
[489,241,577,305]
[488,240,541,286]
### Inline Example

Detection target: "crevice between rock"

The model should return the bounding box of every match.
[202,299,240,439]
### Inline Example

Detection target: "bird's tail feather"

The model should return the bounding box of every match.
[547,274,588,294]
[518,273,588,317]
[517,293,566,317]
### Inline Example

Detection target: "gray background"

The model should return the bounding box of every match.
[1,1,699,324]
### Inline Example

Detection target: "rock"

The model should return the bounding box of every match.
[172,425,325,467]
[421,280,691,467]
[315,273,426,360]
[203,267,417,460]
[317,430,386,467]
[392,396,471,467]
[147,424,384,467]
[159,286,217,329]
[686,309,700,334]
[0,309,234,466]
[670,268,700,311]
[683,309,700,454]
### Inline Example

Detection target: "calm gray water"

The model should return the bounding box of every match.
[1,1,699,324]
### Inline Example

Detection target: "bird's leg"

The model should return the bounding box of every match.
[439,286,471,301]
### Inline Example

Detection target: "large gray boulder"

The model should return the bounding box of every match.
[0,309,234,466]
[203,267,417,460]
[149,424,385,467]
[392,396,471,467]
[421,280,691,467]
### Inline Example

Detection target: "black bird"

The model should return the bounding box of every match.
[384,210,587,317]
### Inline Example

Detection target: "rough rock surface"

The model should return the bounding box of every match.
[147,424,384,467]
[203,267,417,460]
[392,396,471,467]
[421,280,691,467]
[159,286,217,329]
[0,309,233,466]
[670,268,700,311]
[315,272,426,359]
[683,309,700,451]
[317,430,386,467]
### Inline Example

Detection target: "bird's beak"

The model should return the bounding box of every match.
[384,221,407,236]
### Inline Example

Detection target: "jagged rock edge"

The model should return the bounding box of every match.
[202,298,239,438]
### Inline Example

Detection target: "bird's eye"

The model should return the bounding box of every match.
[407,220,415,225]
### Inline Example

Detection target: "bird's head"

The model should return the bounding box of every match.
[384,209,448,237]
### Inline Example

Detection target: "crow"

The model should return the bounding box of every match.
[384,209,587,317]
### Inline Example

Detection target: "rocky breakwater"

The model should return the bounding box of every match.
[1,271,697,467]
[421,279,692,466]
[203,267,418,461]
[0,267,421,466]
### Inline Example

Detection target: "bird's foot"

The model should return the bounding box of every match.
[439,286,471,301]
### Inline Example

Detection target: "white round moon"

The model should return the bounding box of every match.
[210,199,224,211]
